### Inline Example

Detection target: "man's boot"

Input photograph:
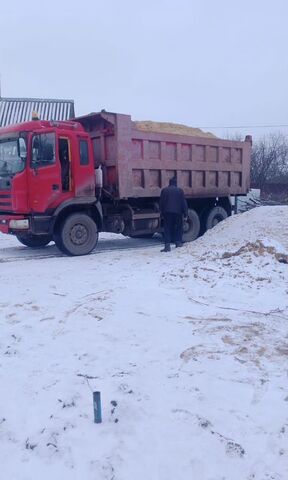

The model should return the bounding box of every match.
[161,243,171,252]
[175,242,183,248]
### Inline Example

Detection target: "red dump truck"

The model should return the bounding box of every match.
[0,111,251,255]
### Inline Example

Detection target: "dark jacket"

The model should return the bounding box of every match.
[160,185,188,216]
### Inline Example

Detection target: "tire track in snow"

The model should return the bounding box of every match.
[0,238,162,263]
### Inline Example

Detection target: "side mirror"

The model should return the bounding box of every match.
[17,138,27,160]
[31,160,39,175]
[31,157,39,172]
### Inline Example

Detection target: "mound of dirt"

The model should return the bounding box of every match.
[133,121,216,138]
[193,206,288,258]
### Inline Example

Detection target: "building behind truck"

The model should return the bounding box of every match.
[0,97,75,127]
[0,108,252,255]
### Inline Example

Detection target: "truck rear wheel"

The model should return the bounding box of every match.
[54,213,98,256]
[16,233,52,248]
[182,209,200,242]
[205,206,228,230]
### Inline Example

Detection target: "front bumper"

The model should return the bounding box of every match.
[0,215,29,234]
[0,214,53,235]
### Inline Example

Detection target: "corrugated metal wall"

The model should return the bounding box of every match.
[0,98,75,127]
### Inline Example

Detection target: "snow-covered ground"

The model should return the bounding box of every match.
[0,206,287,480]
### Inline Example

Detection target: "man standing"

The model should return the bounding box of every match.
[160,177,188,252]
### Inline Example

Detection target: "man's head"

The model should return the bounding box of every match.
[169,176,177,186]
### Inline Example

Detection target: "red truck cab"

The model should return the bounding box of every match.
[0,120,101,253]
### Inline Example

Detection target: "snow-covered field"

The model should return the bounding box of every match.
[0,206,287,480]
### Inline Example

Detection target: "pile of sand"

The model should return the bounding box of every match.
[133,121,216,138]
[221,240,288,264]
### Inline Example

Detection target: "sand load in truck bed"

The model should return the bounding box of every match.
[133,120,216,138]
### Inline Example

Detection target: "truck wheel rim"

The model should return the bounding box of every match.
[183,219,190,233]
[70,224,88,245]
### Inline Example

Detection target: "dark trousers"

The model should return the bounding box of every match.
[163,213,183,245]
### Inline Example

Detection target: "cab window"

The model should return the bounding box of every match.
[31,133,56,168]
[59,138,70,192]
[79,139,89,166]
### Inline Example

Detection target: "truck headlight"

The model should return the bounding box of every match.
[9,219,29,229]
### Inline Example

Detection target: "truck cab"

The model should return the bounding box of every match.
[0,120,102,254]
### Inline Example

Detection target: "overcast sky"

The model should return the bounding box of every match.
[1,0,288,138]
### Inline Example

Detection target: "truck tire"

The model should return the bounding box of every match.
[205,206,228,230]
[16,233,52,248]
[182,209,200,242]
[54,213,98,256]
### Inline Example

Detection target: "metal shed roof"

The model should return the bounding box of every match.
[0,97,75,127]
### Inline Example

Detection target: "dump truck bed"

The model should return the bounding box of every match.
[76,111,251,199]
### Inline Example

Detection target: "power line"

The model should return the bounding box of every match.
[199,124,288,129]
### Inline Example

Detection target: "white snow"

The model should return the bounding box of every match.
[0,206,287,480]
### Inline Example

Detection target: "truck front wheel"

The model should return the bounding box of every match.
[16,233,52,248]
[182,209,200,242]
[54,213,98,256]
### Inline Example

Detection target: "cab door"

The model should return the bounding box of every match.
[74,136,95,197]
[28,131,62,213]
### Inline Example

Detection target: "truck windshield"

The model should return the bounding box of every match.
[0,137,27,176]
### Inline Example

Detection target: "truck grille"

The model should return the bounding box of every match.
[0,193,12,209]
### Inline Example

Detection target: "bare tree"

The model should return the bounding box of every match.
[250,132,288,189]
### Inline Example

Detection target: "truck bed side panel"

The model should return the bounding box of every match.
[77,112,251,199]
